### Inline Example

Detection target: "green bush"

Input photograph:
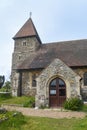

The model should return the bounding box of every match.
[0,81,11,92]
[0,111,26,128]
[63,97,84,111]
[23,96,35,107]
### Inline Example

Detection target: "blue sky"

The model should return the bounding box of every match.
[0,0,87,80]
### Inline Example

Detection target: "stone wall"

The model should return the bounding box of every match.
[12,37,40,70]
[11,36,41,96]
[11,70,41,96]
[36,58,81,107]
[21,71,41,96]
[11,72,19,96]
[14,37,40,53]
[73,68,87,101]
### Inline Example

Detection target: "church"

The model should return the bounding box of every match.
[11,17,87,108]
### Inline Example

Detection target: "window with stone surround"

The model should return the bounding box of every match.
[32,74,36,87]
[22,40,27,46]
[84,72,87,86]
[19,54,21,60]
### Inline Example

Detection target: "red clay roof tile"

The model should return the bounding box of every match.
[13,18,41,42]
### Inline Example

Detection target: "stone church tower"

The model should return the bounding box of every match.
[11,18,41,96]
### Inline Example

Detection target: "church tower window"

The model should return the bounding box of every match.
[23,41,27,46]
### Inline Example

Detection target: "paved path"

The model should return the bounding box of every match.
[2,105,86,119]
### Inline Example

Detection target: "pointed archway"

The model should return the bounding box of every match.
[36,59,81,108]
[49,77,66,107]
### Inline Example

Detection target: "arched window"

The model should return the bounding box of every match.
[84,72,87,86]
[32,74,36,87]
[22,40,27,46]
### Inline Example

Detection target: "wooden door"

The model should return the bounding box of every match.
[49,78,66,107]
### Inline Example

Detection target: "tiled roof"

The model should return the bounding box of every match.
[13,18,41,43]
[18,39,87,70]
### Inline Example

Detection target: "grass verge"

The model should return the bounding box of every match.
[0,96,35,107]
[0,111,87,130]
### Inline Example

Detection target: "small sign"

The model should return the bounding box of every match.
[50,90,56,95]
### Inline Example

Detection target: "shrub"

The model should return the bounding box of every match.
[63,97,84,111]
[2,81,11,92]
[23,96,35,107]
[0,111,26,127]
[0,81,11,93]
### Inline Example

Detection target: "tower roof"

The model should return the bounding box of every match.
[13,18,41,43]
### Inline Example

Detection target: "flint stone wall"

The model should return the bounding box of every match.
[73,68,87,101]
[11,36,40,96]
[36,58,81,107]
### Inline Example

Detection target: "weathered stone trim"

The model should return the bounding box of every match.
[36,58,81,107]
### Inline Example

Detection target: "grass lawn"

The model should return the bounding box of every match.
[0,95,35,107]
[0,96,87,129]
[0,95,87,112]
[0,111,87,130]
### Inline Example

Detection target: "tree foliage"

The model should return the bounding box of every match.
[0,81,11,92]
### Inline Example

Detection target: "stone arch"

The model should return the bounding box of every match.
[46,74,71,103]
[36,58,81,107]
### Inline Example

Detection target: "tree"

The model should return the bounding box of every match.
[3,81,11,92]
[0,76,5,89]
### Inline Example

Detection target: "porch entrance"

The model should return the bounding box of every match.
[49,77,66,107]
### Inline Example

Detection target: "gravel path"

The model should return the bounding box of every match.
[2,105,86,119]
